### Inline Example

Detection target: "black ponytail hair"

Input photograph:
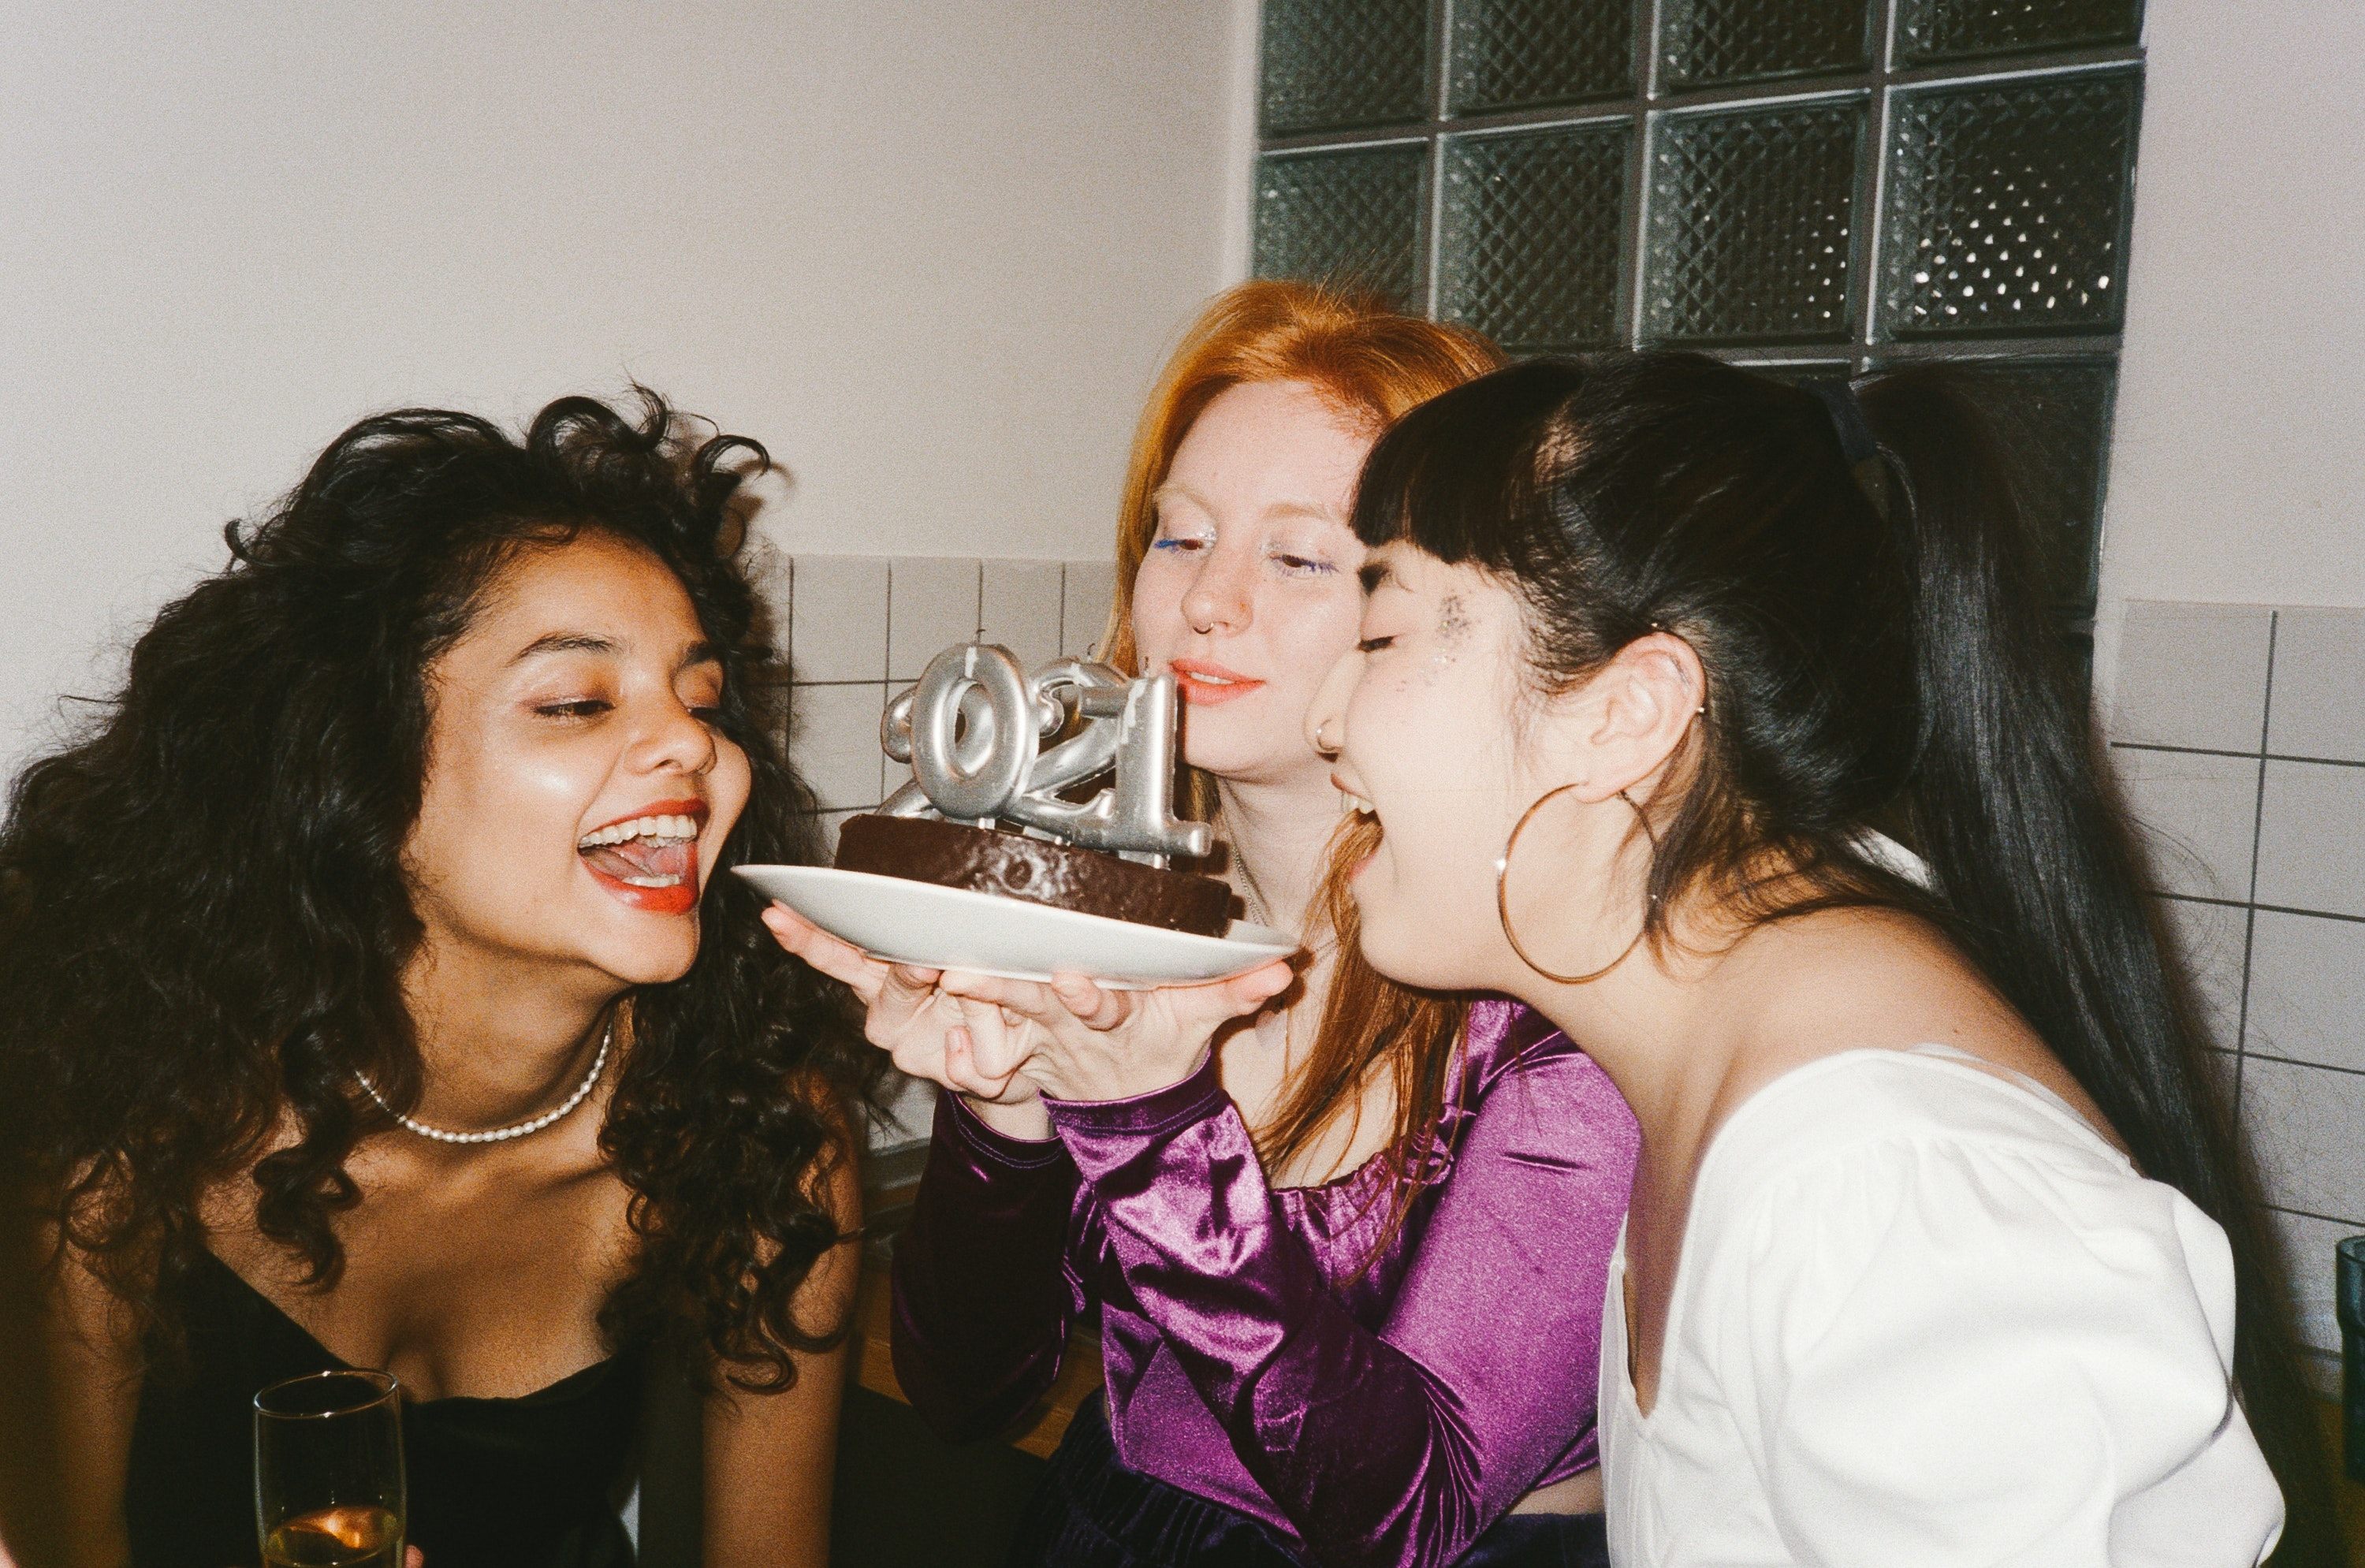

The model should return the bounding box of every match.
[1353,353,2342,1564]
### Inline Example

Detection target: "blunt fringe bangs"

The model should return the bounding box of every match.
[1350,350,2345,1562]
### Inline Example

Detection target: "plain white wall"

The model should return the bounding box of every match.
[2094,0,2365,695]
[0,1,1256,779]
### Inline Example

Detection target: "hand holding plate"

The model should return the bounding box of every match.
[937,961,1293,1105]
[762,903,1049,1130]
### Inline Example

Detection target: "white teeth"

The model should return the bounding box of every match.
[1343,791,1376,817]
[617,873,685,888]
[577,812,701,850]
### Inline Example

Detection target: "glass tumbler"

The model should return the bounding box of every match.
[253,1369,407,1567]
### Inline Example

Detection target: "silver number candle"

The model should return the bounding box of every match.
[879,642,1212,864]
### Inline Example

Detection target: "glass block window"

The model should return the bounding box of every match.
[1261,0,1432,136]
[1251,0,2145,636]
[1450,0,1633,115]
[1439,123,1629,352]
[1896,0,2143,68]
[1878,69,2140,340]
[1253,143,1431,308]
[1644,99,1864,345]
[1660,0,1873,90]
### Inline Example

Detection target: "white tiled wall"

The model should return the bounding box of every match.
[781,554,1120,844]
[2109,599,2365,1387]
[777,554,1121,1146]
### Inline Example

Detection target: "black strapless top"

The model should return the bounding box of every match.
[126,1250,645,1568]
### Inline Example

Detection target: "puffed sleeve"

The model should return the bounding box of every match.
[1041,1021,1637,1568]
[1730,1138,2284,1567]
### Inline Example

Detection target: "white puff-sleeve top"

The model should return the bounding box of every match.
[1600,1045,2283,1567]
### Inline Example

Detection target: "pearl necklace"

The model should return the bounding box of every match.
[356,1022,613,1146]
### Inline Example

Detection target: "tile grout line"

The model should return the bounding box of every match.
[781,555,797,749]
[880,562,894,803]
[2110,739,2365,770]
[2149,895,2365,929]
[1849,0,1900,359]
[1622,0,1663,348]
[2246,1050,2365,1084]
[2266,1201,2365,1231]
[1422,0,1450,318]
[2232,611,2277,1109]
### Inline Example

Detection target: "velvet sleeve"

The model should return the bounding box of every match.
[888,1090,1087,1442]
[1040,1030,1637,1568]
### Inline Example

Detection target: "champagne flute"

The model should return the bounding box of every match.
[253,1369,407,1568]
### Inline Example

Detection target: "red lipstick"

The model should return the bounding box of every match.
[1170,657,1266,707]
[578,798,711,915]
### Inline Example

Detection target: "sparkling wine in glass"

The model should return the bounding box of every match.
[253,1369,407,1568]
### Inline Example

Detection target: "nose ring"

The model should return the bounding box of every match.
[1313,718,1337,754]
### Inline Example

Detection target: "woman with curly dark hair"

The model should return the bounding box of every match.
[0,391,868,1567]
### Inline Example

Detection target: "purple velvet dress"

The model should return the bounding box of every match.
[891,999,1639,1568]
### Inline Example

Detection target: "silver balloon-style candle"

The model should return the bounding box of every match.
[879,642,1211,866]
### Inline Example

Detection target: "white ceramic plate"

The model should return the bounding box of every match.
[735,864,1298,989]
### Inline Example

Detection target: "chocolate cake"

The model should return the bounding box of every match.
[835,813,1234,937]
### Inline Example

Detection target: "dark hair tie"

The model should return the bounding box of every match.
[1806,377,1893,520]
[1806,378,1878,464]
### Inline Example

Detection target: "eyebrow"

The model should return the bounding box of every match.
[1358,559,1395,594]
[511,633,722,672]
[512,633,615,664]
[1149,482,1344,527]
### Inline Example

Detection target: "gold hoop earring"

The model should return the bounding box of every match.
[1495,785,1660,985]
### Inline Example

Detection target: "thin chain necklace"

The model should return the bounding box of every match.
[1235,856,1276,931]
[357,1020,613,1146]
[1220,805,1281,933]
[1220,811,1297,1061]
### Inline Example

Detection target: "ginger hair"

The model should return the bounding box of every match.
[1098,280,1506,1216]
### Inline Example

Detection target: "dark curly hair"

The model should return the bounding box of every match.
[0,389,870,1391]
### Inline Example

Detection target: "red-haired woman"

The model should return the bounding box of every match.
[766,282,1638,1567]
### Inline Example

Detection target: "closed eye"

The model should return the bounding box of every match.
[1357,636,1395,654]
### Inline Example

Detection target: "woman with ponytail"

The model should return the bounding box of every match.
[1305,354,2341,1564]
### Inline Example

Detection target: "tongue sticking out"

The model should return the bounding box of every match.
[581,838,694,885]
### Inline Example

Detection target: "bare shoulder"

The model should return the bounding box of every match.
[24,1183,150,1568]
[789,1075,867,1222]
[34,1162,155,1344]
[1715,907,2123,1152]
[754,1074,864,1324]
